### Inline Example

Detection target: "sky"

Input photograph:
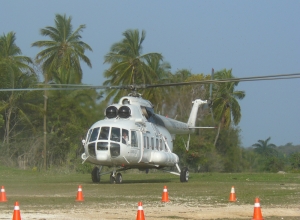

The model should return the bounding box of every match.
[1,1,299,147]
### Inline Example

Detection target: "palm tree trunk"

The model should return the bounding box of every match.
[4,107,12,145]
[214,122,221,146]
[43,74,48,170]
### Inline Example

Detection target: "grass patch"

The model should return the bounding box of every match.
[0,166,299,212]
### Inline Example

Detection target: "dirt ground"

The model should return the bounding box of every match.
[1,203,299,219]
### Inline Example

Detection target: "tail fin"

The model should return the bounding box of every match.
[187,99,209,128]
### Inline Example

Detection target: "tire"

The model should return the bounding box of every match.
[91,167,100,183]
[110,173,116,184]
[180,167,189,182]
[116,173,123,184]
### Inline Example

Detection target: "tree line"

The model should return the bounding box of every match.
[0,14,299,173]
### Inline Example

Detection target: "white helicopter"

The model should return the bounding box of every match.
[81,88,212,183]
[79,72,300,184]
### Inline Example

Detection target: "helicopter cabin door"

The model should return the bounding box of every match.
[128,130,142,163]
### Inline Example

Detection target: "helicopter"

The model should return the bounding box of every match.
[78,72,300,184]
[81,90,212,183]
[1,72,299,183]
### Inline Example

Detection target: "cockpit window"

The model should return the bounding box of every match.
[131,131,138,147]
[122,129,129,144]
[89,127,100,142]
[110,127,121,142]
[86,129,92,142]
[99,127,109,140]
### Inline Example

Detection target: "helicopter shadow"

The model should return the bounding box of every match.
[120,178,172,184]
[88,178,173,185]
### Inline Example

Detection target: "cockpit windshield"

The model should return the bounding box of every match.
[89,127,99,142]
[110,127,121,142]
[99,127,109,140]
[87,126,130,144]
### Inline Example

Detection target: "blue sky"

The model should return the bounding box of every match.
[1,1,299,147]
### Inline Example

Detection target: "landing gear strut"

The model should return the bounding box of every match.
[91,167,129,184]
[180,167,189,182]
[110,173,116,184]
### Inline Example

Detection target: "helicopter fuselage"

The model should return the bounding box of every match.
[81,95,208,180]
[82,95,187,169]
[82,117,179,169]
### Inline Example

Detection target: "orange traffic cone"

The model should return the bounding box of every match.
[136,201,145,220]
[252,197,264,220]
[161,185,170,202]
[12,201,21,220]
[229,186,236,202]
[75,185,84,202]
[0,186,8,202]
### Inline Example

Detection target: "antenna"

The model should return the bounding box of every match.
[209,68,214,99]
[209,68,215,124]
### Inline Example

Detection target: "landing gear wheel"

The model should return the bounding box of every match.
[116,173,123,184]
[180,167,189,182]
[91,167,100,183]
[110,173,116,184]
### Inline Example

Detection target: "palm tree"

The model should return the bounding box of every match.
[172,69,192,82]
[103,29,163,102]
[142,56,172,107]
[0,32,34,85]
[169,71,211,121]
[32,14,92,169]
[0,32,36,146]
[212,69,245,146]
[32,13,92,84]
[252,137,277,157]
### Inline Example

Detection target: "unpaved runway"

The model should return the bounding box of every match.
[1,203,299,219]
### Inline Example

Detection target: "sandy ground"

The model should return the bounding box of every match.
[1,203,299,219]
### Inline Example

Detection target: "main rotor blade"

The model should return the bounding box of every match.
[0,85,130,92]
[1,72,299,92]
[144,72,300,88]
[0,87,79,92]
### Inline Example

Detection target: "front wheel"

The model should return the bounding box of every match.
[180,167,189,182]
[116,173,123,184]
[91,167,100,183]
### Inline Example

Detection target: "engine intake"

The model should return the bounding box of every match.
[105,106,118,118]
[118,106,131,118]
